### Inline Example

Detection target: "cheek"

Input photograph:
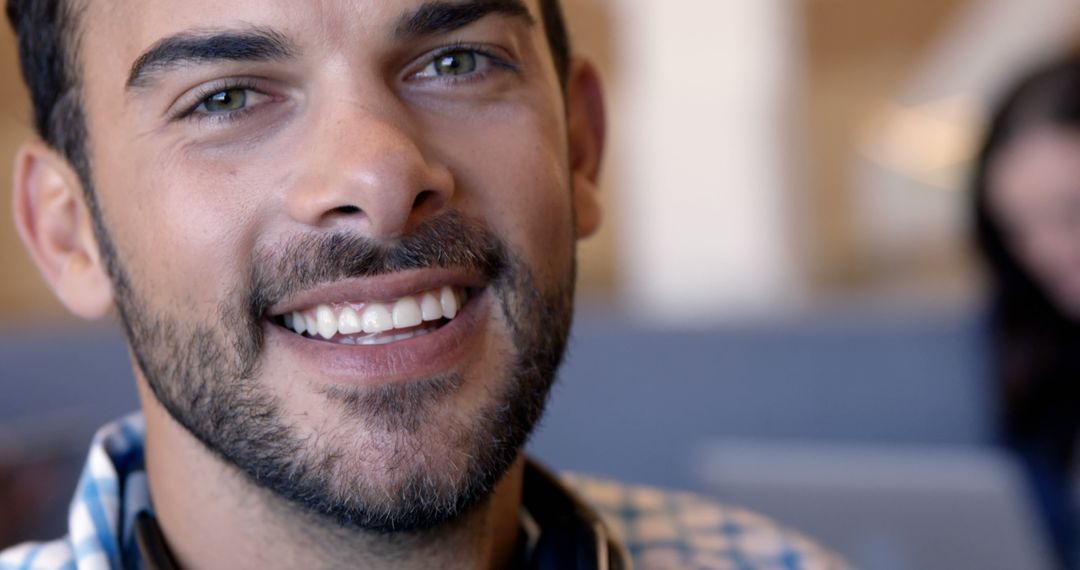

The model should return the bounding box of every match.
[1017,226,1075,265]
[436,112,575,282]
[96,147,266,308]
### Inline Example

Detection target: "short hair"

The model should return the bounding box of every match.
[6,0,89,184]
[6,0,572,189]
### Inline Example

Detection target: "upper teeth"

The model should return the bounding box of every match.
[283,286,463,340]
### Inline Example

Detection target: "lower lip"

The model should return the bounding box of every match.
[264,289,491,385]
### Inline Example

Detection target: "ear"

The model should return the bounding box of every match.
[566,57,606,240]
[12,141,113,319]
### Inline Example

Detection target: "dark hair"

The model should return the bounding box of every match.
[5,0,90,185]
[5,0,572,189]
[971,55,1080,565]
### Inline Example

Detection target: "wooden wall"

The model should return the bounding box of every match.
[801,0,970,291]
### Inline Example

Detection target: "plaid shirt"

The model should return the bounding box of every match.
[0,415,845,570]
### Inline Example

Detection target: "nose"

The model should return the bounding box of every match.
[286,103,455,239]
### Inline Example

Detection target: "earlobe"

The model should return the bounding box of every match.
[566,57,606,240]
[12,141,114,320]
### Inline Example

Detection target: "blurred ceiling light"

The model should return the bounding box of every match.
[857,93,984,190]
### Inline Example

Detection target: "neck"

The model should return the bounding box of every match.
[137,380,524,570]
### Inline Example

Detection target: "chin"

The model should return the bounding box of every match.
[281,376,527,532]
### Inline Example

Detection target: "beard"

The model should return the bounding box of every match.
[101,211,574,533]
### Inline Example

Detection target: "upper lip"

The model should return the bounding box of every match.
[266,269,487,317]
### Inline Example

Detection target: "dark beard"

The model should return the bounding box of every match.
[104,211,574,532]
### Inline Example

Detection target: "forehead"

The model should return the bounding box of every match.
[79,0,544,73]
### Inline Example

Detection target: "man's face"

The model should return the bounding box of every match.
[73,0,595,530]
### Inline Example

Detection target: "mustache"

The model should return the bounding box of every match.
[246,212,509,319]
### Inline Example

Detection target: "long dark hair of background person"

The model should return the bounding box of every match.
[972,55,1080,570]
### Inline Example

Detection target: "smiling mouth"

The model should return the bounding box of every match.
[270,286,474,346]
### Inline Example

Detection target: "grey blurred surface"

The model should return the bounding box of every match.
[530,305,993,490]
[695,439,1054,570]
[0,324,138,435]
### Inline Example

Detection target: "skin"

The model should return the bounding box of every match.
[989,126,1080,319]
[11,0,605,568]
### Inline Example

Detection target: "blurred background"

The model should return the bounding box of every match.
[4,0,1080,568]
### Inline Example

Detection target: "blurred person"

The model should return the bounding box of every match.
[973,55,1080,569]
[0,0,843,569]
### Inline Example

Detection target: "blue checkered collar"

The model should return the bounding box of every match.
[81,414,150,570]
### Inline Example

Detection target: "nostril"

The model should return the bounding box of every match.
[413,190,438,211]
[333,205,362,215]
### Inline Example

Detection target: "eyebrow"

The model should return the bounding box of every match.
[396,0,534,38]
[126,27,297,90]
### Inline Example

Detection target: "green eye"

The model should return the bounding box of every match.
[432,51,478,76]
[200,88,248,113]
